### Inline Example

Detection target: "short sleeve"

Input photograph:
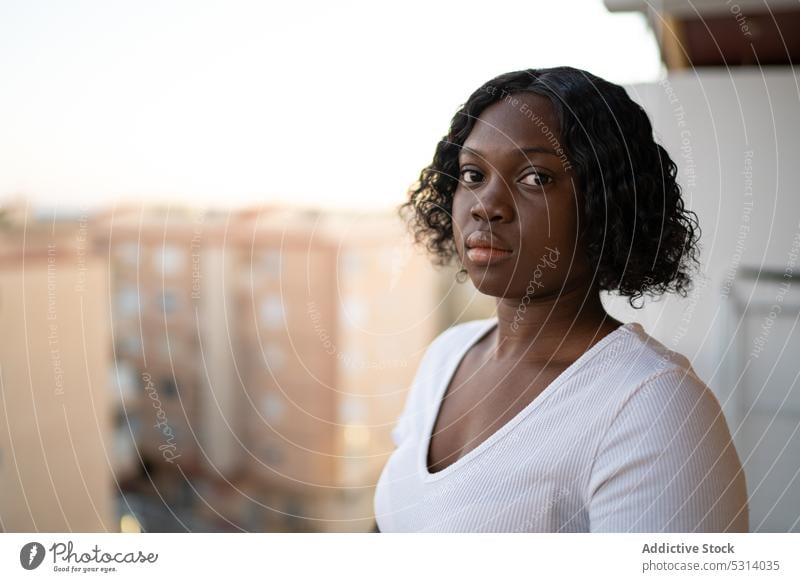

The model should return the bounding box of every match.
[587,369,749,532]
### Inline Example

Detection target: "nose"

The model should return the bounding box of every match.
[469,178,514,223]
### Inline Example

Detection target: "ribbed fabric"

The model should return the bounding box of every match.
[373,317,749,532]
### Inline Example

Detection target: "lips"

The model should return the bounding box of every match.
[465,230,512,252]
[464,230,513,266]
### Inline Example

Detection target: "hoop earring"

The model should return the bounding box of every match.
[455,256,468,283]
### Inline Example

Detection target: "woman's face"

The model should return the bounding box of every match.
[451,91,591,300]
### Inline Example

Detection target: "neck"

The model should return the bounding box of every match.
[490,280,618,362]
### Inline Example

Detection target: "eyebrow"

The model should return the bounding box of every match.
[459,145,560,158]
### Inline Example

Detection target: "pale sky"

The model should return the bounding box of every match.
[0,0,662,212]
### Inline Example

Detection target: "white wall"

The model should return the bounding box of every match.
[608,67,800,531]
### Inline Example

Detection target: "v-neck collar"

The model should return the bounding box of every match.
[419,317,639,482]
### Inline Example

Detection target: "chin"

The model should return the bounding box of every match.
[469,276,521,299]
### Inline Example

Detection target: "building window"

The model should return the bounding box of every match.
[119,334,142,357]
[343,424,370,451]
[339,397,366,423]
[262,391,286,423]
[263,344,286,373]
[339,348,365,372]
[340,296,368,327]
[157,244,185,274]
[112,361,139,400]
[160,377,178,397]
[115,287,140,317]
[127,415,141,439]
[259,295,285,329]
[340,251,361,276]
[260,445,283,465]
[160,290,179,314]
[261,250,282,278]
[117,242,139,265]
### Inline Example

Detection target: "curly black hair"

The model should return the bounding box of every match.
[398,66,701,310]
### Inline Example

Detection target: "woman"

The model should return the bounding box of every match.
[373,66,749,532]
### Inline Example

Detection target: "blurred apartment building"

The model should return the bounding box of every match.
[0,204,115,532]
[91,203,442,532]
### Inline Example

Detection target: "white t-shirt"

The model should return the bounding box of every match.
[373,317,749,532]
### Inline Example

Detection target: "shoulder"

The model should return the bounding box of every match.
[601,322,702,406]
[613,367,723,433]
[590,323,738,470]
[588,338,749,531]
[595,347,738,493]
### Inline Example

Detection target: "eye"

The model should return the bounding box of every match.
[520,170,552,188]
[459,168,483,184]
